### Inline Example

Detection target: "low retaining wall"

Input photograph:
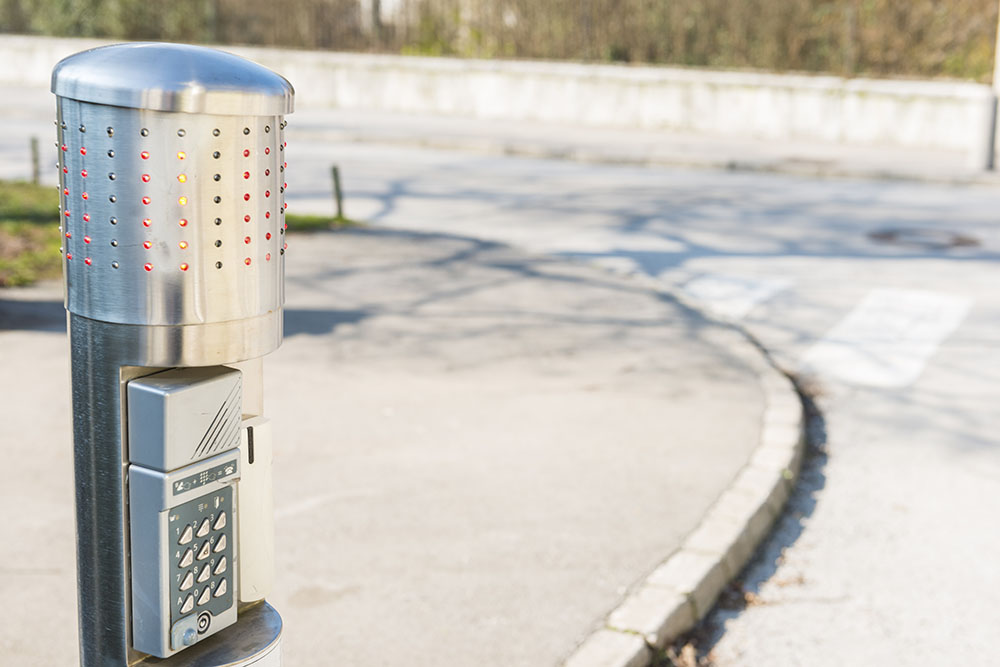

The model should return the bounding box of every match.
[3,35,994,161]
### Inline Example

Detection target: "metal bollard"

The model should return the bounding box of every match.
[52,43,293,666]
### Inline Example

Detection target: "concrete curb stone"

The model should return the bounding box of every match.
[563,630,652,667]
[560,336,806,667]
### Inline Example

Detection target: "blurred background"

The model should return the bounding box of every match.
[1,0,997,81]
[2,2,1000,666]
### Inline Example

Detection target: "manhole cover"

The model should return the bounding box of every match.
[868,228,980,250]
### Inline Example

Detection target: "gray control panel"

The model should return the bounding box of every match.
[128,367,243,471]
[127,367,243,658]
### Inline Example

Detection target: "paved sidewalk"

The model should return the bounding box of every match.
[2,83,999,188]
[291,107,1000,186]
[0,227,795,666]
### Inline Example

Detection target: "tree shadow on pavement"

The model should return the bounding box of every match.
[280,227,750,368]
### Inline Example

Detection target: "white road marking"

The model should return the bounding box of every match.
[678,273,791,320]
[798,288,972,388]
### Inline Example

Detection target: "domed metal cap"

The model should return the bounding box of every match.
[52,42,294,116]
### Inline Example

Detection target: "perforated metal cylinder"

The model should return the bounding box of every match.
[54,44,294,666]
[52,43,294,359]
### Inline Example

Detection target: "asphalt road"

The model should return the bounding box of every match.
[283,122,1000,665]
[3,86,999,664]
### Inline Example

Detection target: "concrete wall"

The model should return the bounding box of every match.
[3,34,995,159]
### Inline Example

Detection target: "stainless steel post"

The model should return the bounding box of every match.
[52,43,293,666]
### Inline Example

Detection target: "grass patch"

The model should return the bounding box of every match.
[0,180,360,287]
[285,212,362,232]
[0,180,60,287]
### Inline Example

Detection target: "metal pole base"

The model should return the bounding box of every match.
[143,602,282,666]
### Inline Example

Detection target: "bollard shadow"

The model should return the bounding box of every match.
[283,307,369,337]
[0,297,65,332]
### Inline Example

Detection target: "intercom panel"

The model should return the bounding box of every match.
[127,367,244,658]
[129,453,240,657]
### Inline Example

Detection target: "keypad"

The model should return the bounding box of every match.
[167,486,234,625]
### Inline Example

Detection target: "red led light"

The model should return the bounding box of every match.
[80,147,87,155]
[60,144,67,152]
[265,190,270,198]
[283,162,287,168]
[283,222,287,230]
[62,167,68,174]
[283,243,288,250]
[265,232,271,240]
[64,210,70,217]
[66,253,72,260]
[142,196,151,205]
[142,218,152,227]
[244,214,251,222]
[83,235,91,244]
[140,151,150,160]
[244,236,251,244]
[65,232,71,238]
[265,147,270,155]
[144,263,153,272]
[244,193,250,201]
[244,257,251,266]
[283,202,288,209]
[283,182,287,189]
[264,169,270,176]
[84,257,92,265]
[243,171,250,179]
[180,263,189,271]
[141,173,150,182]
[179,218,188,227]
[81,192,88,200]
[265,212,270,219]
[283,142,287,148]
[81,169,88,178]
[266,253,271,261]
[243,149,250,157]
[63,188,69,195]
[83,213,90,222]
[143,241,152,249]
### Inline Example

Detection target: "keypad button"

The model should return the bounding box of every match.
[197,541,211,560]
[197,587,211,606]
[214,579,227,598]
[213,556,227,576]
[213,534,227,553]
[196,518,211,538]
[213,512,227,531]
[197,565,211,584]
[180,594,194,614]
[178,525,193,545]
[179,548,194,568]
[179,571,194,591]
